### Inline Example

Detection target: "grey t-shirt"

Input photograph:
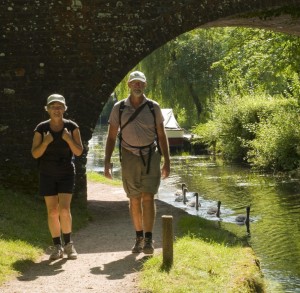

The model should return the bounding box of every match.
[108,96,164,156]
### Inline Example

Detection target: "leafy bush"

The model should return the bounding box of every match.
[247,108,300,171]
[193,95,300,171]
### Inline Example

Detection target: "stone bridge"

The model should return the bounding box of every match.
[1,0,300,203]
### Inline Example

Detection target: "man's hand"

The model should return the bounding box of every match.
[104,162,113,179]
[161,162,170,179]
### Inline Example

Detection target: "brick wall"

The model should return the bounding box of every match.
[0,0,299,202]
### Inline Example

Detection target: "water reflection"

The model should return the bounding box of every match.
[88,125,300,293]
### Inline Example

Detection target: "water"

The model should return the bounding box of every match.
[88,125,300,293]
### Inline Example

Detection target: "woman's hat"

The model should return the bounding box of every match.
[46,94,66,106]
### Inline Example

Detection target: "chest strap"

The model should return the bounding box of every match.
[118,100,159,174]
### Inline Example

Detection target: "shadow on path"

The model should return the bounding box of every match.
[0,182,187,293]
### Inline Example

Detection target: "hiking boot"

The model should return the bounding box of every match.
[49,244,64,260]
[64,242,78,259]
[143,238,154,254]
[131,237,144,253]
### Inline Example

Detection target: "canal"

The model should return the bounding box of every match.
[87,125,300,293]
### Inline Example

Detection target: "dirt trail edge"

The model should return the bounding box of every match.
[1,182,187,293]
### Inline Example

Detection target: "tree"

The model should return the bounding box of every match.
[139,29,224,128]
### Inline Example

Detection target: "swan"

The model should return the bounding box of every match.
[188,193,201,207]
[174,183,187,196]
[187,201,201,208]
[235,206,251,224]
[175,187,189,202]
[207,201,221,217]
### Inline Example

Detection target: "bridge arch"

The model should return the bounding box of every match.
[1,0,300,202]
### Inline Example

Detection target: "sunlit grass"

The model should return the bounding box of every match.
[87,171,122,186]
[140,215,266,293]
[0,239,41,283]
[0,187,89,285]
[1,180,266,292]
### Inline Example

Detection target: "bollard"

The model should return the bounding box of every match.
[162,215,173,267]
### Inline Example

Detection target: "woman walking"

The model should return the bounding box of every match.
[31,94,83,260]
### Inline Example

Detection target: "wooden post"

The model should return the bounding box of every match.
[162,215,173,267]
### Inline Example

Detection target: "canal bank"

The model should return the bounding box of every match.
[88,124,300,292]
[0,180,265,292]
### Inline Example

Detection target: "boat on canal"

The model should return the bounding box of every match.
[162,108,191,150]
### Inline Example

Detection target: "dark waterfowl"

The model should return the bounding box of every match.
[175,187,189,203]
[235,206,251,224]
[174,183,187,196]
[207,201,221,217]
[188,193,201,208]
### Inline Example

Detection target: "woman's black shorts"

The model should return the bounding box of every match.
[39,173,75,196]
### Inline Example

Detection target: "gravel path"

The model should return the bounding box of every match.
[1,182,186,293]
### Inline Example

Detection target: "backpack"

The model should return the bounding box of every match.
[118,99,161,173]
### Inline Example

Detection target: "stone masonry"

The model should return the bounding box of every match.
[1,0,300,203]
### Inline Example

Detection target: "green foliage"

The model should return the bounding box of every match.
[115,27,300,132]
[0,239,40,284]
[142,29,224,128]
[114,27,300,172]
[100,93,117,122]
[114,28,225,128]
[192,120,219,153]
[194,95,300,171]
[248,107,300,171]
[0,187,89,284]
[140,216,265,293]
[212,28,300,98]
[87,171,122,186]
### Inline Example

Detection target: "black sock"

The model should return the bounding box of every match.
[52,237,62,246]
[145,232,152,239]
[136,230,144,238]
[63,233,71,245]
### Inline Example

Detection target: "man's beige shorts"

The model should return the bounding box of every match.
[121,147,161,198]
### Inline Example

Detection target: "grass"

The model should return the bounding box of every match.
[87,171,122,186]
[140,216,266,293]
[0,171,114,284]
[0,173,266,292]
[0,187,89,284]
[0,239,40,284]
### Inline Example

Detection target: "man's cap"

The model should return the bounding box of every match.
[128,71,146,83]
[46,94,66,106]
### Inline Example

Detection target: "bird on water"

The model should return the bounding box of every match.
[207,201,221,217]
[235,206,251,224]
[175,187,189,203]
[188,193,201,208]
[174,183,187,196]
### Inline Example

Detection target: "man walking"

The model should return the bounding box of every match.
[104,70,170,254]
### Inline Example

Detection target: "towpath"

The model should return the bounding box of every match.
[1,182,186,293]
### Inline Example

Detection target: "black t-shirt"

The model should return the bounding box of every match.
[34,119,79,176]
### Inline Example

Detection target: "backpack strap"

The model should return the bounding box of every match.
[118,101,125,163]
[120,101,148,131]
[118,100,148,163]
[118,99,162,173]
[119,100,126,129]
[146,101,162,155]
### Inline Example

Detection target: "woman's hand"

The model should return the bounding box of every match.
[62,128,83,156]
[62,128,72,143]
[43,131,53,145]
